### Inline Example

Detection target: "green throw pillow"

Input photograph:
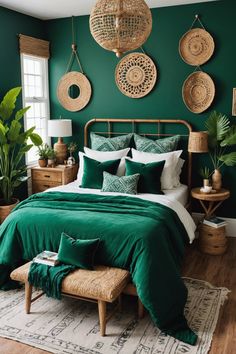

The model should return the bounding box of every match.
[134,134,180,153]
[125,159,165,194]
[58,233,100,270]
[102,171,140,195]
[81,155,120,189]
[91,132,132,151]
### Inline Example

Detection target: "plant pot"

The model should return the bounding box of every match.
[0,198,19,224]
[212,169,222,190]
[47,159,56,167]
[203,179,210,187]
[67,156,76,165]
[38,159,47,168]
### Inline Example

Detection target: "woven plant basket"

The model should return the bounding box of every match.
[115,52,157,98]
[57,72,92,112]
[182,71,215,114]
[90,0,152,57]
[179,28,215,66]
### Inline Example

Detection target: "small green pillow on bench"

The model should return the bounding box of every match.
[58,232,100,270]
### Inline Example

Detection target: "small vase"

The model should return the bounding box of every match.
[203,179,210,187]
[38,159,47,168]
[212,169,222,190]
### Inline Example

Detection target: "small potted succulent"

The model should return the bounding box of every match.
[47,148,57,167]
[67,142,77,165]
[199,166,211,187]
[37,143,50,167]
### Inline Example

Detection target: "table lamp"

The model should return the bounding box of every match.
[48,119,72,164]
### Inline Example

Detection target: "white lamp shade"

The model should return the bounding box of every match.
[48,119,72,138]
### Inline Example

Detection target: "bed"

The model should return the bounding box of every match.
[0,119,197,345]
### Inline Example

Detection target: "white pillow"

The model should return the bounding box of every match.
[77,147,130,184]
[131,148,182,190]
[173,158,185,188]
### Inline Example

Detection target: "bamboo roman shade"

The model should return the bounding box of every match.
[19,34,50,59]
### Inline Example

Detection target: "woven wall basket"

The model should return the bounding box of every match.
[179,28,215,66]
[182,71,215,114]
[115,53,157,98]
[57,72,92,112]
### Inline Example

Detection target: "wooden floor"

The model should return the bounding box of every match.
[0,238,235,354]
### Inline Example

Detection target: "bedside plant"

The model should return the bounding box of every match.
[205,111,236,189]
[0,87,42,222]
[47,148,57,167]
[67,142,77,165]
[37,143,50,167]
[199,166,211,187]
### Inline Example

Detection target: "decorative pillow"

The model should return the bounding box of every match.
[58,232,100,270]
[101,172,140,195]
[131,149,182,190]
[134,134,180,153]
[125,159,165,194]
[90,132,132,151]
[77,148,130,183]
[80,156,120,189]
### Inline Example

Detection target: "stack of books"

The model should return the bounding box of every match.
[203,217,227,228]
[33,251,59,266]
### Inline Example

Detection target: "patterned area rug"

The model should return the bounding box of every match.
[0,278,229,354]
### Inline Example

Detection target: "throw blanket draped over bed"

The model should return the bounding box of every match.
[0,192,197,345]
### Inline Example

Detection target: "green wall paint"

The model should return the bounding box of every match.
[0,6,46,199]
[46,0,236,217]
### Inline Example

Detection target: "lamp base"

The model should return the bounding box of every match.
[54,137,67,164]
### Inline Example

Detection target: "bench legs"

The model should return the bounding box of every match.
[25,282,32,314]
[98,300,106,336]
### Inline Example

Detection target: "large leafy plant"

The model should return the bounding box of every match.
[0,87,42,205]
[205,111,236,170]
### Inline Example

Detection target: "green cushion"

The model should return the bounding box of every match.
[91,132,132,151]
[81,155,120,189]
[102,171,140,195]
[125,159,165,194]
[58,232,100,270]
[134,134,180,153]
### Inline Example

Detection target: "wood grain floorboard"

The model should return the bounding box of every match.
[0,238,235,354]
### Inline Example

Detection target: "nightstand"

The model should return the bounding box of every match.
[31,164,78,194]
[191,188,230,255]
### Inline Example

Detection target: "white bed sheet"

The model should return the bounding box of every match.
[163,184,188,206]
[47,181,196,243]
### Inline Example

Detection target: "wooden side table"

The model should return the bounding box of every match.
[31,164,78,194]
[191,188,230,255]
[191,188,230,218]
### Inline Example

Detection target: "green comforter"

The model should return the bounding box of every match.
[0,192,197,344]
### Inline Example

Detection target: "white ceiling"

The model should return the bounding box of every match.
[0,0,217,20]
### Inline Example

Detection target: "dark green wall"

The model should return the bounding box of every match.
[46,0,236,217]
[0,6,46,198]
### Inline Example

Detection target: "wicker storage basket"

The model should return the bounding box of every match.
[198,224,227,255]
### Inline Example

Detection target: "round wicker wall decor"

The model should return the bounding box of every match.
[179,28,215,66]
[182,71,215,114]
[57,72,92,112]
[115,53,157,98]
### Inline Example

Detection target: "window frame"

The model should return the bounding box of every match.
[20,53,50,166]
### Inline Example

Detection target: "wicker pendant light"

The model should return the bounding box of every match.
[89,0,152,57]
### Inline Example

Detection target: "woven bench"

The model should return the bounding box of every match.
[10,262,130,336]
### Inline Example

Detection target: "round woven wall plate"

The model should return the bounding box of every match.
[115,53,157,98]
[182,71,215,114]
[57,72,92,112]
[179,28,215,66]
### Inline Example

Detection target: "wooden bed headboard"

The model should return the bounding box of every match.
[84,118,192,191]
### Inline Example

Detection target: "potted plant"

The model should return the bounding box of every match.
[199,166,211,187]
[205,111,236,190]
[67,142,77,165]
[37,143,50,167]
[0,87,42,223]
[47,148,57,167]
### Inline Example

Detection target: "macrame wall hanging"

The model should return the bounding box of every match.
[179,15,215,114]
[57,17,92,112]
[115,48,157,99]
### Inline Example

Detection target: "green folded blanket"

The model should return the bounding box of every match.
[28,262,76,299]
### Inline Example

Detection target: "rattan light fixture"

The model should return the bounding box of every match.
[89,0,152,57]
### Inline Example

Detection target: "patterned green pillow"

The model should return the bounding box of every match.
[91,132,132,151]
[134,134,180,153]
[101,172,140,195]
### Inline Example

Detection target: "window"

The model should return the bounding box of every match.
[21,54,50,164]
